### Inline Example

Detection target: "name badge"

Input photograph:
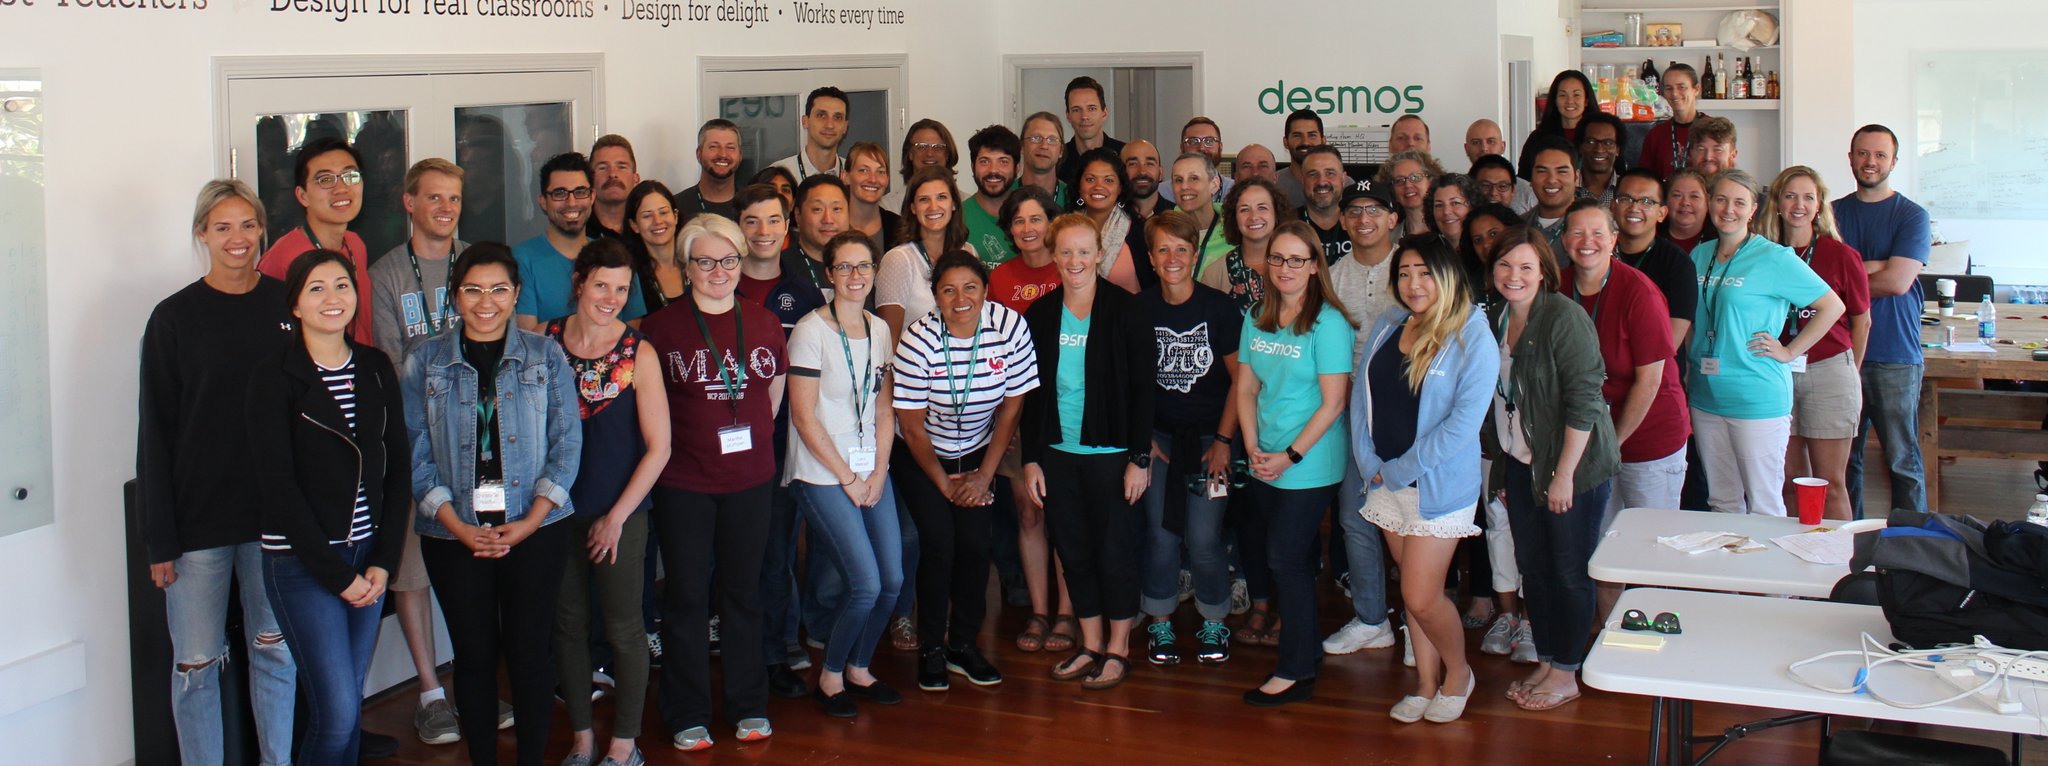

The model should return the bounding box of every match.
[847,447,877,474]
[474,481,507,513]
[1700,357,1722,376]
[718,424,754,454]
[1789,354,1809,374]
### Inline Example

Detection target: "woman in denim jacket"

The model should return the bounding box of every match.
[1351,235,1498,725]
[402,243,583,766]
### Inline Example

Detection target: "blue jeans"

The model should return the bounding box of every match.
[1336,463,1391,627]
[794,480,905,672]
[1502,460,1613,670]
[801,520,847,646]
[164,542,295,766]
[1850,361,1928,517]
[1138,431,1231,621]
[264,542,382,766]
[1251,479,1339,681]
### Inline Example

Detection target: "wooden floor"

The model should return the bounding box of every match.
[363,452,2046,765]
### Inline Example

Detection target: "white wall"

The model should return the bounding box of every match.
[1851,0,2048,289]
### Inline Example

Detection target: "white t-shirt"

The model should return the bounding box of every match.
[771,151,845,182]
[891,300,1041,459]
[785,310,895,486]
[1493,334,1535,463]
[1328,249,1400,364]
[875,241,978,331]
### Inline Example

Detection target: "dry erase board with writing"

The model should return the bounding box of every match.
[1913,50,2048,220]
[0,72,54,538]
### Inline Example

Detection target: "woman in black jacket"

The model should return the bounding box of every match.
[1019,212,1156,690]
[247,249,411,766]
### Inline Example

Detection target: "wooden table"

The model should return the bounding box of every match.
[1917,301,2048,505]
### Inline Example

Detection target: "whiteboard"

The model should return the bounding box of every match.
[0,71,53,538]
[1912,50,2048,220]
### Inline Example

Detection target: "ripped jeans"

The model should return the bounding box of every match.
[164,542,296,766]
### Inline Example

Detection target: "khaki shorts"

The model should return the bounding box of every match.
[389,519,432,592]
[1790,352,1864,440]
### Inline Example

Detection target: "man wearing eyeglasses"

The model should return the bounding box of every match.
[262,135,375,344]
[676,119,744,222]
[1018,111,1069,208]
[1465,122,1536,215]
[1161,116,1234,206]
[772,86,850,181]
[1295,146,1352,263]
[1578,112,1626,206]
[1610,169,1695,349]
[1056,77,1124,193]
[514,152,648,330]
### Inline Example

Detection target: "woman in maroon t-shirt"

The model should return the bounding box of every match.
[1558,200,1693,517]
[639,214,788,751]
[1762,166,1872,521]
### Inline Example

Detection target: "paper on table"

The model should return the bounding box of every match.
[1771,528,1855,565]
[1945,342,1997,353]
[1657,530,1762,555]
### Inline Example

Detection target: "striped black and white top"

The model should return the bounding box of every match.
[892,301,1040,459]
[261,356,374,551]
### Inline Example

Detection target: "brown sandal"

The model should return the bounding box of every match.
[1014,614,1050,653]
[1050,649,1102,682]
[889,616,920,651]
[1081,654,1131,690]
[1240,607,1275,645]
[1044,615,1079,653]
[1259,616,1284,647]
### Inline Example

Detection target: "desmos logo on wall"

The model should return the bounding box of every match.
[1257,81,1426,116]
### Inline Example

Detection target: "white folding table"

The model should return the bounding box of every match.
[1589,508,1854,598]
[1582,588,2044,765]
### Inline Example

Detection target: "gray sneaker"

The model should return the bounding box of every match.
[785,643,813,671]
[496,699,515,729]
[1510,621,1539,664]
[414,698,459,744]
[559,754,593,766]
[1228,578,1251,615]
[598,748,645,766]
[1480,613,1517,656]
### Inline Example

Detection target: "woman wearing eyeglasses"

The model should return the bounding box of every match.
[1235,220,1354,707]
[1377,151,1445,238]
[640,215,789,751]
[402,242,583,766]
[786,232,906,717]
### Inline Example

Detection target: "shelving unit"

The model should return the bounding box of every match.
[1575,0,1785,171]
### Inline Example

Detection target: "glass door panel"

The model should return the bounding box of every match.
[704,66,897,184]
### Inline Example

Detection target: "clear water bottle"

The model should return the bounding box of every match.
[2028,494,2048,527]
[1978,296,1997,342]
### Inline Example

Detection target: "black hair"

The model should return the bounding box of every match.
[822,230,878,269]
[1854,123,1901,154]
[293,136,364,189]
[282,248,358,313]
[968,124,1022,163]
[1284,108,1324,135]
[1470,153,1517,179]
[805,86,850,116]
[1526,134,1582,174]
[750,165,798,195]
[452,241,520,289]
[1537,70,1598,135]
[1065,76,1107,109]
[930,250,987,289]
[795,173,851,211]
[572,237,635,289]
[1618,168,1666,199]
[738,182,790,216]
[1074,147,1132,211]
[1578,111,1628,163]
[537,152,592,197]
[1298,144,1344,166]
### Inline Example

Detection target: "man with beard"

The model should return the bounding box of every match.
[1834,124,1930,517]
[1295,145,1350,263]
[1056,76,1124,191]
[514,152,647,329]
[1686,117,1739,177]
[674,119,742,221]
[786,174,850,299]
[1465,120,1536,213]
[587,133,641,239]
[1163,116,1234,205]
[1233,144,1279,186]
[1122,139,1168,219]
[1274,108,1344,209]
[963,124,1023,267]
[772,86,849,180]
[1578,112,1626,205]
[1018,111,1070,208]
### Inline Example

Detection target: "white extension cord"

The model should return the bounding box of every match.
[1788,633,2048,714]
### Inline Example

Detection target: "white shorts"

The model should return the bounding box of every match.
[1362,486,1480,539]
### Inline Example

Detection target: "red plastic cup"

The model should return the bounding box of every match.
[1792,477,1828,525]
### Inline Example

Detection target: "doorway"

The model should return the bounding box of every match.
[1006,53,1202,154]
[699,56,907,185]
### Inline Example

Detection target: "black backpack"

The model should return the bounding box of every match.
[1848,510,2048,650]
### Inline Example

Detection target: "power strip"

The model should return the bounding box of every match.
[1967,654,2048,683]
[1939,660,2023,714]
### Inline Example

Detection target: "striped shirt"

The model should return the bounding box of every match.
[261,356,373,551]
[892,301,1040,459]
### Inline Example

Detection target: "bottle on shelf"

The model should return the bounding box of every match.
[1731,56,1749,99]
[1767,70,1780,99]
[2028,494,2048,527]
[1716,53,1729,100]
[1641,58,1659,92]
[1978,295,1998,342]
[1702,55,1717,99]
[1751,57,1767,99]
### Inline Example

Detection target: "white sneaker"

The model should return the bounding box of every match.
[1321,618,1396,654]
[1177,569,1195,604]
[1510,621,1539,664]
[1401,625,1416,667]
[1228,578,1251,615]
[1480,613,1517,656]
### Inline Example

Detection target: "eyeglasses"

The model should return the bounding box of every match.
[1392,172,1429,184]
[829,262,876,275]
[690,255,741,271]
[1476,181,1515,194]
[458,284,515,299]
[1024,135,1061,145]
[1582,138,1621,150]
[310,170,363,190]
[1616,195,1663,209]
[1621,609,1683,635]
[1182,136,1220,148]
[1264,255,1316,269]
[545,186,594,202]
[1345,204,1391,217]
[911,142,948,152]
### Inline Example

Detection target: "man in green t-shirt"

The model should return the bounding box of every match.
[963,124,1022,268]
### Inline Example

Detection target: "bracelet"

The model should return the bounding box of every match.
[1213,433,1234,446]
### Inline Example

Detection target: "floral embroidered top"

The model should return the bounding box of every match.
[545,319,650,517]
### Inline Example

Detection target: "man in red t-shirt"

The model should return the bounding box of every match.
[261,135,374,344]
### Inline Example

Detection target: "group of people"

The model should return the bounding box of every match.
[139,71,1935,765]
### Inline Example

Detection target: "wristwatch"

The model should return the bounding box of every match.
[1285,447,1305,464]
[1129,452,1153,469]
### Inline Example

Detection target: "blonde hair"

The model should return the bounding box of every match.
[403,157,465,196]
[1759,165,1841,244]
[191,178,265,238]
[679,213,747,262]
[1395,235,1475,392]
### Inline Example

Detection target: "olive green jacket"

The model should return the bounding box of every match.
[1484,292,1621,502]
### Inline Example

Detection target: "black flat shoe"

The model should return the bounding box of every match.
[847,680,903,705]
[359,729,398,760]
[1242,677,1315,707]
[812,687,857,718]
[767,663,810,699]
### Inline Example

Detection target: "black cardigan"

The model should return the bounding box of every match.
[1019,279,1156,463]
[246,338,413,595]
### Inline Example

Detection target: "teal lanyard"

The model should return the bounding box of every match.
[691,300,745,425]
[942,314,984,419]
[1493,306,1518,410]
[833,305,876,440]
[1700,236,1746,342]
[1570,266,1613,326]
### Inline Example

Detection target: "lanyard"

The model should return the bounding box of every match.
[302,225,357,264]
[1493,306,1519,410]
[1569,266,1612,326]
[833,304,876,440]
[1671,120,1692,174]
[406,240,453,333]
[797,150,835,179]
[1782,239,1819,337]
[1699,236,1747,340]
[942,313,984,419]
[799,247,828,290]
[690,300,745,425]
[1195,210,1221,273]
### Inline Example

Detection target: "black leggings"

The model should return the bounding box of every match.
[894,446,994,650]
[651,482,773,732]
[1039,450,1140,620]
[420,521,570,766]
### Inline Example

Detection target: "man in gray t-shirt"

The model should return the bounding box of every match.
[369,159,468,360]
